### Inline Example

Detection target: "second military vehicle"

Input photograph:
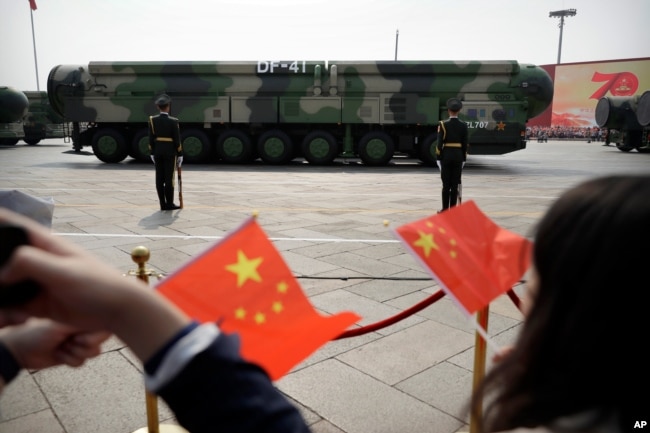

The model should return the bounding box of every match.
[0,87,29,145]
[47,60,554,165]
[21,91,66,145]
[595,90,650,152]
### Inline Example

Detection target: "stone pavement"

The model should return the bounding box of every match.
[0,139,648,433]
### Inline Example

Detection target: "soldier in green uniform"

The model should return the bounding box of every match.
[148,94,183,211]
[436,98,469,211]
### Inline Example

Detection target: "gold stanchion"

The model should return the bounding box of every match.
[469,306,489,433]
[127,246,188,433]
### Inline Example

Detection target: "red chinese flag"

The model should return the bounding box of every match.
[29,0,37,10]
[157,217,361,381]
[395,200,531,315]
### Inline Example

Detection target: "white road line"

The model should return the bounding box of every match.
[55,232,400,243]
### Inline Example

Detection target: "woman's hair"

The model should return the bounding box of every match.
[472,175,650,432]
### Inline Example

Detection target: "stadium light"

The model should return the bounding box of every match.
[549,9,577,64]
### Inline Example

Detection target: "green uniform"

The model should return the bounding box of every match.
[436,110,469,210]
[149,107,183,210]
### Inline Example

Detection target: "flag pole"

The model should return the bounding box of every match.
[127,246,188,433]
[30,7,40,90]
[469,306,489,433]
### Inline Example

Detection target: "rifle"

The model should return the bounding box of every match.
[178,166,183,209]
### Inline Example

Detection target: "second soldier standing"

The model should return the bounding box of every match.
[149,94,183,211]
[436,98,469,212]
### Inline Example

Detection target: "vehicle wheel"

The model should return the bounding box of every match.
[257,129,294,164]
[215,129,255,163]
[24,138,41,145]
[0,138,19,146]
[301,130,338,165]
[358,131,394,166]
[91,128,128,163]
[616,144,634,152]
[181,129,212,163]
[130,128,151,162]
[418,132,438,166]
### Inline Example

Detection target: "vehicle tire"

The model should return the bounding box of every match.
[24,138,41,145]
[418,132,438,166]
[130,128,151,162]
[215,129,255,163]
[91,128,128,163]
[257,129,294,164]
[0,138,19,146]
[616,144,634,152]
[301,130,338,165]
[358,131,394,166]
[181,129,212,163]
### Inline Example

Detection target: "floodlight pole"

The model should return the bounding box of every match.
[394,29,399,61]
[549,9,577,64]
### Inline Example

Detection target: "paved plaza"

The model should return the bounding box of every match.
[1,139,648,433]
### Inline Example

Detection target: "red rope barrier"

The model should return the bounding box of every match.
[335,288,522,339]
[336,289,445,339]
[506,289,521,310]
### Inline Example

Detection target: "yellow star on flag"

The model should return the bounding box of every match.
[413,230,439,257]
[226,250,263,287]
[277,281,288,294]
[235,307,246,319]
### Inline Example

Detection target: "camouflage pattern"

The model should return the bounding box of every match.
[47,60,553,165]
[596,91,650,152]
[0,87,29,145]
[21,91,66,145]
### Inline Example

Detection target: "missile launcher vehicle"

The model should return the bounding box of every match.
[595,90,650,152]
[47,60,554,165]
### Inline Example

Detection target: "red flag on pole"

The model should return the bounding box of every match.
[395,200,531,315]
[29,0,37,10]
[156,217,361,381]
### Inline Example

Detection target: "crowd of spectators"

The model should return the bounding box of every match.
[526,126,605,142]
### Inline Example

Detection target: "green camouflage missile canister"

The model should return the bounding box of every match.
[0,87,29,145]
[47,60,553,165]
[596,92,650,151]
[0,87,29,124]
[21,91,66,144]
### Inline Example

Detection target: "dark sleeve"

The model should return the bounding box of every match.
[156,333,310,433]
[436,121,445,159]
[461,122,469,160]
[0,342,21,385]
[148,116,155,154]
[173,119,183,156]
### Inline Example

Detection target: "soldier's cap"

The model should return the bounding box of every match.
[155,94,171,106]
[447,98,462,111]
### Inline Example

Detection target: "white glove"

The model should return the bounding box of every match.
[436,161,441,170]
[150,155,155,163]
[177,156,183,168]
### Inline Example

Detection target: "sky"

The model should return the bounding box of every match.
[1,0,648,91]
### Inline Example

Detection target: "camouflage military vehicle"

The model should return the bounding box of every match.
[595,90,650,153]
[47,60,553,165]
[21,91,66,145]
[0,87,29,145]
